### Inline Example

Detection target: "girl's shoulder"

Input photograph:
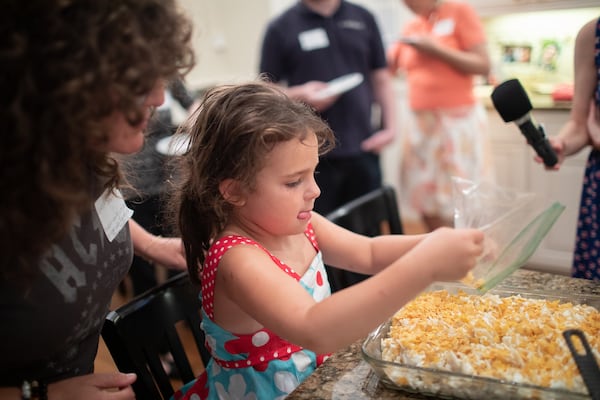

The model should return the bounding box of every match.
[210,234,258,250]
[210,222,319,256]
[206,234,264,264]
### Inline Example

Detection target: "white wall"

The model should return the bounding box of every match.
[177,0,271,88]
[177,0,415,88]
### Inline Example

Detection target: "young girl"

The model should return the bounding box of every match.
[171,81,484,399]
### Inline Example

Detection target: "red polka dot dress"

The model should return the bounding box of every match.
[173,224,331,400]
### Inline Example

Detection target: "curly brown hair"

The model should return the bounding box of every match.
[169,80,336,284]
[0,0,195,282]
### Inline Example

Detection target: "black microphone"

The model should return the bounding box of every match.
[490,78,558,167]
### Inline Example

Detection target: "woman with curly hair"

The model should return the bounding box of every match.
[0,0,195,398]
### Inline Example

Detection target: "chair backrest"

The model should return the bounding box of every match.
[324,185,404,291]
[326,185,403,236]
[102,272,210,399]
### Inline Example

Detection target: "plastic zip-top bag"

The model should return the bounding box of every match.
[452,177,565,293]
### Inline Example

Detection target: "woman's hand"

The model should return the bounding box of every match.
[534,134,566,170]
[144,236,187,271]
[48,373,136,400]
[403,35,438,54]
[129,219,186,270]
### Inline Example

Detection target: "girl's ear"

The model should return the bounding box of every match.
[219,179,246,207]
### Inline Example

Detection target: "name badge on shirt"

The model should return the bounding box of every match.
[433,18,455,36]
[298,28,329,51]
[94,188,133,242]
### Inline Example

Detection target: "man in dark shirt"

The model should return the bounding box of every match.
[259,0,397,216]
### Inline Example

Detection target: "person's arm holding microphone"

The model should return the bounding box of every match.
[545,18,599,170]
[551,19,600,168]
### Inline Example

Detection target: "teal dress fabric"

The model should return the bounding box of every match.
[572,16,600,280]
[173,224,332,399]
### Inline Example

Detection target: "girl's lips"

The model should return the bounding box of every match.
[298,210,312,220]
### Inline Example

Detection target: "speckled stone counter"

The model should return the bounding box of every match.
[287,269,599,399]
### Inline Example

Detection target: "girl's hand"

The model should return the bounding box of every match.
[416,227,484,282]
[49,373,136,400]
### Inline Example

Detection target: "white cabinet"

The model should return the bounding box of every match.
[487,108,590,275]
[486,110,530,192]
[467,0,600,17]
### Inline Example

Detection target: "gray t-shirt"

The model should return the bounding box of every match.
[0,203,132,385]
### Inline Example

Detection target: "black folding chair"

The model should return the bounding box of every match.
[325,185,404,292]
[102,272,210,399]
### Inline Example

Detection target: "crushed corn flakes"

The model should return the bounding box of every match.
[381,290,600,394]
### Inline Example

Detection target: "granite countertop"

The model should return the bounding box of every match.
[287,269,599,399]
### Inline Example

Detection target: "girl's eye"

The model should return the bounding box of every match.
[286,180,301,188]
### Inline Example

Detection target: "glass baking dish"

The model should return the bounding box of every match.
[362,282,600,400]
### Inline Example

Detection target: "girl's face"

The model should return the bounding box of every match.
[238,132,321,236]
[103,80,166,154]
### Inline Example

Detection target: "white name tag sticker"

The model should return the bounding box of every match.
[94,189,133,242]
[433,18,455,36]
[298,28,329,51]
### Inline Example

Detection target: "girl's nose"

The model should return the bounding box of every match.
[308,175,321,200]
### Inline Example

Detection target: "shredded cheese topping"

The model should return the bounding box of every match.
[382,290,600,392]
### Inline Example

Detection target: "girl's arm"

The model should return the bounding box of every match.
[311,212,427,275]
[217,217,483,355]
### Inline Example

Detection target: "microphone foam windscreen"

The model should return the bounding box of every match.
[490,79,533,122]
